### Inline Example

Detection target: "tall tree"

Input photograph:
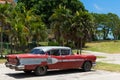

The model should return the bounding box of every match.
[6,3,47,51]
[92,13,120,40]
[108,13,120,40]
[71,11,94,50]
[49,5,72,46]
[92,13,110,40]
[0,3,11,57]
[18,0,86,28]
[5,3,29,52]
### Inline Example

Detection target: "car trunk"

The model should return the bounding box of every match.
[5,53,48,65]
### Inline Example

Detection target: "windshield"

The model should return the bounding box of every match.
[30,49,45,54]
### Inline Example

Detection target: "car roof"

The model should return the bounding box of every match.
[33,46,71,52]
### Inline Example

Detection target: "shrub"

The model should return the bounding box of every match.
[48,41,59,46]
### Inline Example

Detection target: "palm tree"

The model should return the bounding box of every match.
[21,5,47,47]
[0,3,10,57]
[71,11,94,53]
[30,15,47,46]
[49,5,72,46]
[4,3,30,52]
[5,2,47,52]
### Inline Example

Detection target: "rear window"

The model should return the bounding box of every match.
[47,49,60,56]
[50,49,60,56]
[61,49,70,55]
[30,49,45,54]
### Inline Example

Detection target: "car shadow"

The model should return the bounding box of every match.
[6,69,96,79]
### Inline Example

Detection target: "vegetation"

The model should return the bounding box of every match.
[0,0,120,57]
[17,0,85,25]
[97,56,106,58]
[0,58,6,63]
[0,0,94,56]
[92,13,120,40]
[95,62,120,72]
[0,3,47,56]
[84,40,120,53]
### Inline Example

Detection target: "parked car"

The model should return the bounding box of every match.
[5,46,96,76]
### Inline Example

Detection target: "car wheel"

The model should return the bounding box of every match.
[34,66,47,76]
[24,70,32,74]
[82,61,92,72]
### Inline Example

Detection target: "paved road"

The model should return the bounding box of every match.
[83,50,120,64]
[1,64,120,80]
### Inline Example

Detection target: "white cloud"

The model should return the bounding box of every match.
[94,4,102,11]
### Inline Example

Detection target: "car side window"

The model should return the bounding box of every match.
[61,49,70,55]
[50,49,60,56]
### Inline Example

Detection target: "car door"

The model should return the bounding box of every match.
[61,49,83,69]
[47,49,64,69]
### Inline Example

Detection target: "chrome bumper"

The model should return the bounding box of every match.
[5,62,24,71]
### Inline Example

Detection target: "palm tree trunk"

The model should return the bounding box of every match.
[0,27,3,58]
[10,36,13,54]
[80,38,82,55]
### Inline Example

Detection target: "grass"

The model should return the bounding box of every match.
[97,56,106,58]
[95,62,120,72]
[84,40,120,53]
[0,58,6,63]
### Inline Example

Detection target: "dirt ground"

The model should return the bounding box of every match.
[1,64,120,80]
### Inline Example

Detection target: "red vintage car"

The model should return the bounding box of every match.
[5,46,96,76]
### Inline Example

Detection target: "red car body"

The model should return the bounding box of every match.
[5,46,96,76]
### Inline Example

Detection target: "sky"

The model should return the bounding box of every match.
[81,0,120,17]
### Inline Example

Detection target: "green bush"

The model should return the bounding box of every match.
[39,42,48,46]
[48,41,59,46]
